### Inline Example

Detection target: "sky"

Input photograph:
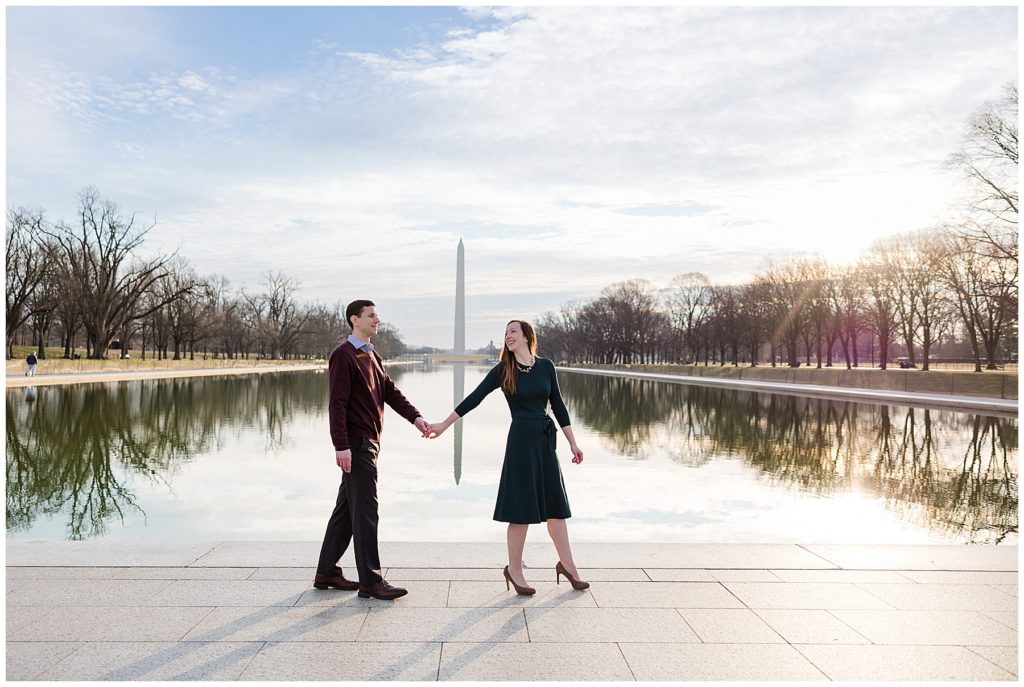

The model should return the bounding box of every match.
[5,4,1018,349]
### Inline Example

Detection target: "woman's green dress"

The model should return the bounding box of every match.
[455,358,573,524]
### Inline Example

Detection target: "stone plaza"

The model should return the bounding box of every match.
[6,540,1018,681]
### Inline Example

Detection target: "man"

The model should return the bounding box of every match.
[25,351,37,377]
[314,300,429,600]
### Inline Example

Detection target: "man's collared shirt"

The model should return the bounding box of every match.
[347,334,374,353]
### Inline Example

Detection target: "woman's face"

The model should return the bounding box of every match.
[504,322,526,352]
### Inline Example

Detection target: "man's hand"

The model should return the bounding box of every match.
[336,449,353,472]
[414,417,430,437]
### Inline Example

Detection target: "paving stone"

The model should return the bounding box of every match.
[6,566,120,580]
[6,541,218,567]
[10,606,214,642]
[567,543,834,569]
[524,607,698,643]
[753,609,871,644]
[6,579,175,606]
[111,567,256,580]
[149,580,311,606]
[771,569,910,583]
[294,580,450,608]
[830,609,1018,646]
[795,644,1015,681]
[194,542,515,569]
[678,608,785,643]
[181,605,366,643]
[968,646,1019,676]
[37,641,263,681]
[6,642,83,680]
[642,569,715,582]
[249,567,339,581]
[358,607,528,643]
[981,611,1018,630]
[803,544,1018,571]
[708,569,782,582]
[239,641,441,681]
[5,606,47,635]
[192,541,329,567]
[723,582,894,609]
[589,581,744,608]
[447,581,596,608]
[439,641,634,680]
[386,567,649,582]
[380,568,500,581]
[856,583,1018,611]
[619,642,826,680]
[898,570,1019,585]
[992,584,1017,598]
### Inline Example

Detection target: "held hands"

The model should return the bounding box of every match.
[423,422,447,439]
[421,411,459,439]
[414,417,431,437]
[415,416,447,439]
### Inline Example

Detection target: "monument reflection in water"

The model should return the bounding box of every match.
[5,367,1017,543]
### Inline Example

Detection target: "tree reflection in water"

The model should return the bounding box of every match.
[6,371,337,539]
[559,373,1018,544]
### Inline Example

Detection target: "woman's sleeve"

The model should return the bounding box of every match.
[454,364,502,417]
[548,360,571,428]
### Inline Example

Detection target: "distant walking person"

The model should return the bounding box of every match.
[426,320,589,595]
[314,300,430,600]
[25,352,37,377]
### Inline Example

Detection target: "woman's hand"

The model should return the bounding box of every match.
[570,444,583,464]
[425,422,447,438]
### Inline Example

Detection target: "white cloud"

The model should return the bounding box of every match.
[177,73,212,92]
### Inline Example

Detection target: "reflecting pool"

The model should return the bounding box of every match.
[5,365,1018,543]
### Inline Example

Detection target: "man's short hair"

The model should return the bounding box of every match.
[346,300,375,330]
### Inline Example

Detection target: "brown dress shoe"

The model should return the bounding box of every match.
[357,580,408,600]
[313,573,359,590]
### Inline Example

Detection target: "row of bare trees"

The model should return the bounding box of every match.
[538,85,1018,372]
[6,189,408,360]
[539,224,1015,372]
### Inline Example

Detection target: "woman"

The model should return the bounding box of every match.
[427,320,589,595]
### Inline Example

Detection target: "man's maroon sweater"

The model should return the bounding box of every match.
[328,340,422,452]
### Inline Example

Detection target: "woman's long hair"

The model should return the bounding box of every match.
[499,319,538,396]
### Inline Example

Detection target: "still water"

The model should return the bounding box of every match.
[5,365,1018,544]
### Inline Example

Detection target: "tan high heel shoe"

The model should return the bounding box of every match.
[556,561,590,590]
[503,565,536,596]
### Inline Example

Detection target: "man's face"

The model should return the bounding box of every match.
[352,306,381,337]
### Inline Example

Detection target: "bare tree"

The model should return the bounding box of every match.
[950,82,1018,233]
[906,230,956,370]
[876,234,921,366]
[5,207,48,358]
[738,280,770,365]
[829,266,865,369]
[939,226,1016,370]
[859,255,900,370]
[41,188,187,359]
[760,258,817,367]
[373,322,408,359]
[664,272,712,363]
[242,271,310,359]
[157,257,200,360]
